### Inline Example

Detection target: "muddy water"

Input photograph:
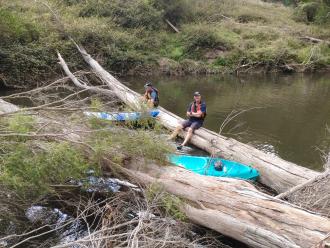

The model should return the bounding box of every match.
[124,73,330,170]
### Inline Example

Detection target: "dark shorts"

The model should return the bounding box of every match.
[181,120,203,131]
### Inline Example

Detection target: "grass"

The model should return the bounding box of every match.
[87,120,173,166]
[0,0,329,87]
[147,183,186,221]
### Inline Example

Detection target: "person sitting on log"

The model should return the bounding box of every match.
[142,82,159,108]
[168,91,207,150]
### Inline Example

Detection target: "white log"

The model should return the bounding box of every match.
[0,99,20,114]
[123,161,330,248]
[74,45,320,193]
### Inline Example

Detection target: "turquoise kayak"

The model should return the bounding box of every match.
[84,109,160,121]
[168,154,259,181]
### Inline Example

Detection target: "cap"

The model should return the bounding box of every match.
[193,91,201,96]
[144,82,152,88]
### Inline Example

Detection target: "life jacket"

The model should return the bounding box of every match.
[190,101,206,119]
[146,87,159,107]
[151,87,159,103]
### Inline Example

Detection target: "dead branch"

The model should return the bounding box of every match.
[299,36,330,45]
[275,169,330,200]
[57,52,114,98]
[165,19,180,33]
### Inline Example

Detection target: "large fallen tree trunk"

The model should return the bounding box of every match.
[121,160,330,248]
[72,46,320,193]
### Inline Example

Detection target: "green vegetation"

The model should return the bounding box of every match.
[0,0,329,87]
[147,183,186,221]
[0,112,172,198]
[0,110,173,235]
[0,141,94,196]
[87,119,173,166]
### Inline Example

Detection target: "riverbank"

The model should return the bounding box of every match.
[1,0,330,88]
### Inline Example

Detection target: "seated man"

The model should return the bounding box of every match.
[142,82,159,108]
[168,92,206,150]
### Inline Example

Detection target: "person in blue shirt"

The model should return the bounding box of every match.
[143,82,159,108]
[168,91,206,150]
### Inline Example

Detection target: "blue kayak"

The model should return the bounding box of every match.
[168,154,259,181]
[84,109,160,121]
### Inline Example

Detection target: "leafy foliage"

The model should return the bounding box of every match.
[0,141,97,197]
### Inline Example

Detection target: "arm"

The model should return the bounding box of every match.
[190,111,203,118]
[190,103,206,118]
[186,103,192,117]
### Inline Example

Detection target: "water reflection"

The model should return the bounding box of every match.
[124,73,330,170]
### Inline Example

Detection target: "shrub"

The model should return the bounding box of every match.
[7,113,36,134]
[79,0,163,30]
[294,1,323,23]
[182,25,238,59]
[152,0,193,24]
[0,141,97,197]
[0,9,40,46]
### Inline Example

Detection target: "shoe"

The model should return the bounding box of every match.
[177,145,183,150]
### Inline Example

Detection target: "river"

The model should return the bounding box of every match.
[124,73,330,171]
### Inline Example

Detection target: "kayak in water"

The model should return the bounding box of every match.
[84,109,160,121]
[168,154,259,181]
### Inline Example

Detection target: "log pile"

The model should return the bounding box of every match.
[122,160,330,248]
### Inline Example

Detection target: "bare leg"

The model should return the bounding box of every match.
[181,127,193,146]
[168,125,183,140]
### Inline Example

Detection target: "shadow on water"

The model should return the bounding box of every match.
[123,73,330,171]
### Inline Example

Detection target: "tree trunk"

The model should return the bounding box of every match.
[122,160,330,248]
[73,45,320,193]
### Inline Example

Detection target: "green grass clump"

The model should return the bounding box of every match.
[0,9,40,45]
[6,113,36,134]
[88,127,173,165]
[147,183,186,221]
[0,141,98,197]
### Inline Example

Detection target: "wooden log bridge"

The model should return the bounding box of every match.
[73,45,320,194]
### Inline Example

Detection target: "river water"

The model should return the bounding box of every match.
[124,73,330,171]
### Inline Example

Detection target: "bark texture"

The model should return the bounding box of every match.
[123,161,330,248]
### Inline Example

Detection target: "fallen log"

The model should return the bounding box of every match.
[121,160,330,248]
[72,45,320,193]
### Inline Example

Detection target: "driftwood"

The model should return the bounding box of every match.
[276,153,330,200]
[165,19,180,33]
[120,160,330,248]
[71,45,320,193]
[300,36,330,45]
[275,169,330,200]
